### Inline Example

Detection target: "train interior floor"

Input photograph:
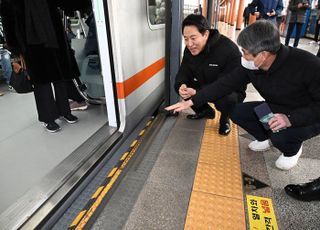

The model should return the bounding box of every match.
[0,89,108,214]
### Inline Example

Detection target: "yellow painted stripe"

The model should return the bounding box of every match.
[120,152,129,161]
[130,140,137,148]
[71,118,154,230]
[76,169,122,230]
[107,167,118,178]
[70,210,87,227]
[139,129,145,136]
[91,186,104,199]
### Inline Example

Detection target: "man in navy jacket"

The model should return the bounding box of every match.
[249,0,283,24]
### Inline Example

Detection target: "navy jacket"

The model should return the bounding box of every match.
[249,0,283,20]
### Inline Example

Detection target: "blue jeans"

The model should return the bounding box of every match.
[0,49,12,84]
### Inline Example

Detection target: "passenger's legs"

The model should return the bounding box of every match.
[0,51,12,85]
[293,23,303,47]
[34,81,74,123]
[33,82,60,123]
[53,80,72,117]
[314,19,320,42]
[285,23,295,46]
[66,79,85,103]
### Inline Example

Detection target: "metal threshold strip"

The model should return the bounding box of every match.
[0,125,121,230]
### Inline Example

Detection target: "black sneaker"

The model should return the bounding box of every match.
[219,120,231,135]
[63,114,79,124]
[44,121,61,133]
[187,108,215,120]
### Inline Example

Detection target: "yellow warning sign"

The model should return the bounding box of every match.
[246,195,278,230]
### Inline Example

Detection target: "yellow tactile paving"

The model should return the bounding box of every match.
[184,111,245,230]
[193,162,243,199]
[185,191,245,230]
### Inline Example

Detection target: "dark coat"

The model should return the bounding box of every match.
[288,0,310,23]
[192,45,320,127]
[0,0,89,84]
[174,29,246,100]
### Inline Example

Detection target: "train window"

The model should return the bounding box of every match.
[147,0,165,29]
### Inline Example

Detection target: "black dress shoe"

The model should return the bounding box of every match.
[219,121,231,135]
[285,177,320,201]
[187,109,215,120]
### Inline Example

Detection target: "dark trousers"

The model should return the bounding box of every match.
[244,17,249,27]
[315,19,320,42]
[33,81,71,123]
[192,92,240,123]
[317,45,320,57]
[230,102,320,156]
[285,22,303,47]
[66,79,85,103]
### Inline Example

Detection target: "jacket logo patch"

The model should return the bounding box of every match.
[209,63,218,67]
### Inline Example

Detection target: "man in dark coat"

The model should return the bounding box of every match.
[285,0,310,48]
[0,0,90,132]
[175,14,246,135]
[243,5,251,27]
[166,20,320,170]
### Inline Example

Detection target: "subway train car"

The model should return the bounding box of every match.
[0,0,167,229]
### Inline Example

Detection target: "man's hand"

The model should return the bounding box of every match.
[165,100,194,113]
[179,84,196,99]
[267,9,276,16]
[298,3,303,8]
[269,113,292,132]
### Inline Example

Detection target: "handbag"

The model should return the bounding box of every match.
[10,56,34,93]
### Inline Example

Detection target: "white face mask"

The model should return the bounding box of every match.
[241,57,258,70]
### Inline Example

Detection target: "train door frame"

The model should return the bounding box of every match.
[92,0,120,127]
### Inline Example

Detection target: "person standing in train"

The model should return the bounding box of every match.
[0,0,90,132]
[166,20,320,170]
[284,0,310,48]
[175,14,246,135]
[249,0,284,24]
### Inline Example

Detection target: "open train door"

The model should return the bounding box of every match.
[90,0,119,127]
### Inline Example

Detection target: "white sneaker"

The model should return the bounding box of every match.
[275,145,303,170]
[248,140,270,151]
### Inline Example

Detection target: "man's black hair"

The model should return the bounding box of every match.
[182,14,210,35]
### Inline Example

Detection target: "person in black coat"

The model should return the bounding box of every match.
[0,0,90,132]
[175,14,246,135]
[243,5,250,27]
[166,20,320,170]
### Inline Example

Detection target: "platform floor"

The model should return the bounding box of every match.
[90,24,320,229]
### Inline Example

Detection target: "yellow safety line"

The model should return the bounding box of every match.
[68,118,154,230]
[185,112,246,229]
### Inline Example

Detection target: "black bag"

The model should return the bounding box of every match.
[10,56,34,93]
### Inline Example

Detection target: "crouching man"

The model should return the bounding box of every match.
[175,14,246,135]
[167,20,320,170]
